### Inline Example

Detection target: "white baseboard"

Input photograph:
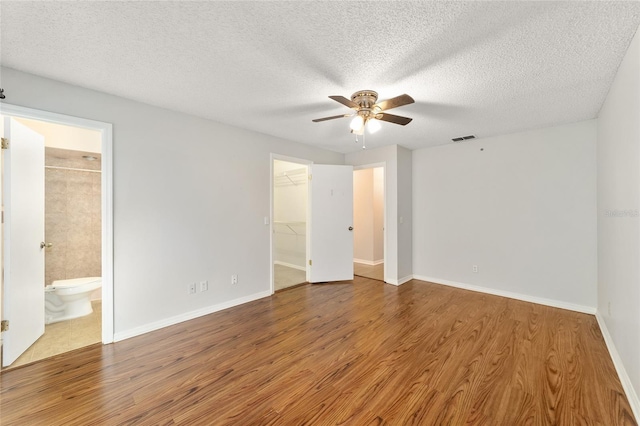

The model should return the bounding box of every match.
[274,260,306,271]
[353,258,384,266]
[411,275,596,315]
[385,275,413,286]
[595,311,640,422]
[113,290,272,342]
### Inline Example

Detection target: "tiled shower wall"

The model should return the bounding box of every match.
[45,147,101,286]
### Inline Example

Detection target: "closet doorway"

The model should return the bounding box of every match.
[271,156,310,291]
[353,165,385,282]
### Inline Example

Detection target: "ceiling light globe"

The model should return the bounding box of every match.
[350,115,364,131]
[367,119,381,134]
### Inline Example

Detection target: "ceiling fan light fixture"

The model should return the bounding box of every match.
[367,118,381,134]
[350,115,364,131]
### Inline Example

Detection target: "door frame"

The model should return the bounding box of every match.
[0,103,114,344]
[353,162,387,283]
[269,153,312,294]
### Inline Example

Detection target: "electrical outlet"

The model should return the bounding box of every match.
[189,283,197,294]
[200,280,208,292]
[472,265,478,273]
[231,274,238,285]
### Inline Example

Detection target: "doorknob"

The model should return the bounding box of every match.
[348,226,354,231]
[40,242,53,249]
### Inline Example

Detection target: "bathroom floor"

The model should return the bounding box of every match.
[3,301,102,370]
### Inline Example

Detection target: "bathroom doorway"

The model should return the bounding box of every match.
[353,165,385,282]
[1,105,113,369]
[271,156,311,292]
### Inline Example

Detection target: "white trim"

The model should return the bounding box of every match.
[353,162,386,171]
[385,275,413,286]
[412,275,597,315]
[353,258,384,266]
[45,165,101,173]
[274,260,306,272]
[0,103,114,344]
[114,290,271,342]
[595,311,640,422]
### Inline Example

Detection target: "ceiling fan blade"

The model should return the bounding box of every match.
[328,95,359,109]
[375,94,415,111]
[377,113,413,125]
[312,114,351,122]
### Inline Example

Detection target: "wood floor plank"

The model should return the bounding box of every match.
[1,277,636,425]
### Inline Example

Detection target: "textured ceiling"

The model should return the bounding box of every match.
[1,1,639,153]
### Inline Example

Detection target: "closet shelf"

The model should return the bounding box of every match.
[273,221,306,235]
[274,167,307,186]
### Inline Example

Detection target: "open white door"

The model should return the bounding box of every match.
[309,164,354,283]
[2,117,45,367]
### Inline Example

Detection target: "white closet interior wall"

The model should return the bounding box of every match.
[273,160,307,270]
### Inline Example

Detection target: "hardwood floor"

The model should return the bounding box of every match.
[354,261,384,282]
[1,277,636,425]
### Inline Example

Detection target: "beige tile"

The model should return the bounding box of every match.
[90,193,101,211]
[68,192,92,213]
[45,246,66,267]
[91,213,102,232]
[67,211,92,228]
[45,192,67,214]
[68,183,93,201]
[46,217,68,235]
[46,267,66,285]
[46,212,69,233]
[45,168,68,188]
[65,248,90,264]
[45,149,100,171]
[91,173,102,186]
[68,169,93,182]
[67,231,93,249]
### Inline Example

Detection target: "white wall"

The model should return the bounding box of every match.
[0,67,343,337]
[597,24,640,415]
[413,121,598,310]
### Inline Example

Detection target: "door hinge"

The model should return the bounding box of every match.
[1,320,9,332]
[1,137,9,150]
[308,174,312,181]
[309,259,312,266]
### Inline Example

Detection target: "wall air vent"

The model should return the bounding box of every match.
[452,135,476,142]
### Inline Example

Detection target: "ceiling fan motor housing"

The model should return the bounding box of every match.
[351,90,380,119]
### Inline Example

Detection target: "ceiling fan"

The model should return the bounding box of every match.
[312,90,415,135]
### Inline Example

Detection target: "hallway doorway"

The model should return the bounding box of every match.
[353,165,385,282]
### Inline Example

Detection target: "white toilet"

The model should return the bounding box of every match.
[45,277,102,324]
